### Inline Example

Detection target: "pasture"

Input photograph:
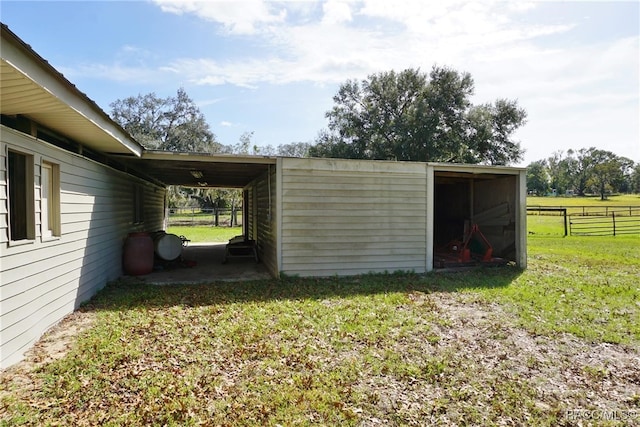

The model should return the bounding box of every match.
[1,196,638,425]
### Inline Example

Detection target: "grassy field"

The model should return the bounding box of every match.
[2,238,638,425]
[167,225,242,243]
[1,196,638,425]
[528,194,640,215]
[527,194,640,236]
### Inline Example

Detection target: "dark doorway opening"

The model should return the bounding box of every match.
[434,172,518,268]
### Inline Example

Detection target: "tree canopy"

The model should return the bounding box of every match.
[110,88,222,153]
[526,147,636,199]
[309,67,527,165]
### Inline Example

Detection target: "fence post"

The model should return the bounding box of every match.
[563,209,568,237]
[214,207,219,227]
[612,212,616,237]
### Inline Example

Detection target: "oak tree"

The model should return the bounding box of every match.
[310,67,527,165]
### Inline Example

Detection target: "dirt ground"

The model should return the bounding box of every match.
[2,291,639,424]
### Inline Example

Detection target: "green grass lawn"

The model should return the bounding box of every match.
[166,225,243,243]
[528,194,640,216]
[528,193,640,206]
[527,194,640,236]
[2,231,638,425]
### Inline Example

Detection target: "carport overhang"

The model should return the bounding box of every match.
[117,150,277,188]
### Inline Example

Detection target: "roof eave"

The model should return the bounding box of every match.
[0,23,143,157]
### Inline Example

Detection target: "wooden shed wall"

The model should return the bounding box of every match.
[279,158,428,277]
[0,127,165,368]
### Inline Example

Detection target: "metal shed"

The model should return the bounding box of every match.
[1,23,526,368]
[118,154,527,278]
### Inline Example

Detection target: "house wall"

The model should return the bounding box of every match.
[247,165,278,277]
[279,157,428,277]
[0,127,165,369]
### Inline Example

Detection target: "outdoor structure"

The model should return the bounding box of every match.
[1,24,526,369]
[0,25,167,369]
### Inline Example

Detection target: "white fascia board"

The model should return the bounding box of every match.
[1,32,143,157]
[141,151,278,164]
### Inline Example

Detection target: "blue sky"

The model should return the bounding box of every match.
[1,0,638,165]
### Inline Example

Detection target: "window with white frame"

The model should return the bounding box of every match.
[41,160,61,238]
[8,149,35,241]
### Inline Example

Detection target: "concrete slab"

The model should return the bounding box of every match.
[128,242,272,285]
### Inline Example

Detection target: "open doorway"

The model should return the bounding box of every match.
[139,187,270,284]
[433,171,518,268]
[118,152,278,280]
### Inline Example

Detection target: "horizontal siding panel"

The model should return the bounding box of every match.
[2,256,117,331]
[282,223,425,232]
[1,238,93,273]
[282,181,423,192]
[1,236,123,292]
[283,189,425,200]
[283,209,424,218]
[283,233,425,250]
[282,158,426,174]
[282,245,425,263]
[280,157,427,277]
[282,215,425,225]
[2,273,82,331]
[282,174,426,186]
[281,231,424,242]
[1,128,166,368]
[283,262,426,277]
[282,200,425,210]
[283,260,426,270]
[2,285,86,366]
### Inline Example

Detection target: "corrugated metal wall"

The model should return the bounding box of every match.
[280,158,428,277]
[0,127,165,368]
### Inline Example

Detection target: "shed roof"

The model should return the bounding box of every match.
[119,151,276,188]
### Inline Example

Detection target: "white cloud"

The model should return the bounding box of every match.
[83,1,637,162]
[144,1,581,90]
[322,0,352,24]
[220,121,234,127]
[153,0,286,34]
[62,63,164,84]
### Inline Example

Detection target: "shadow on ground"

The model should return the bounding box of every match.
[84,251,524,312]
[133,242,271,285]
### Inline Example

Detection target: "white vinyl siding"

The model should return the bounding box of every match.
[0,126,165,368]
[280,158,428,277]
